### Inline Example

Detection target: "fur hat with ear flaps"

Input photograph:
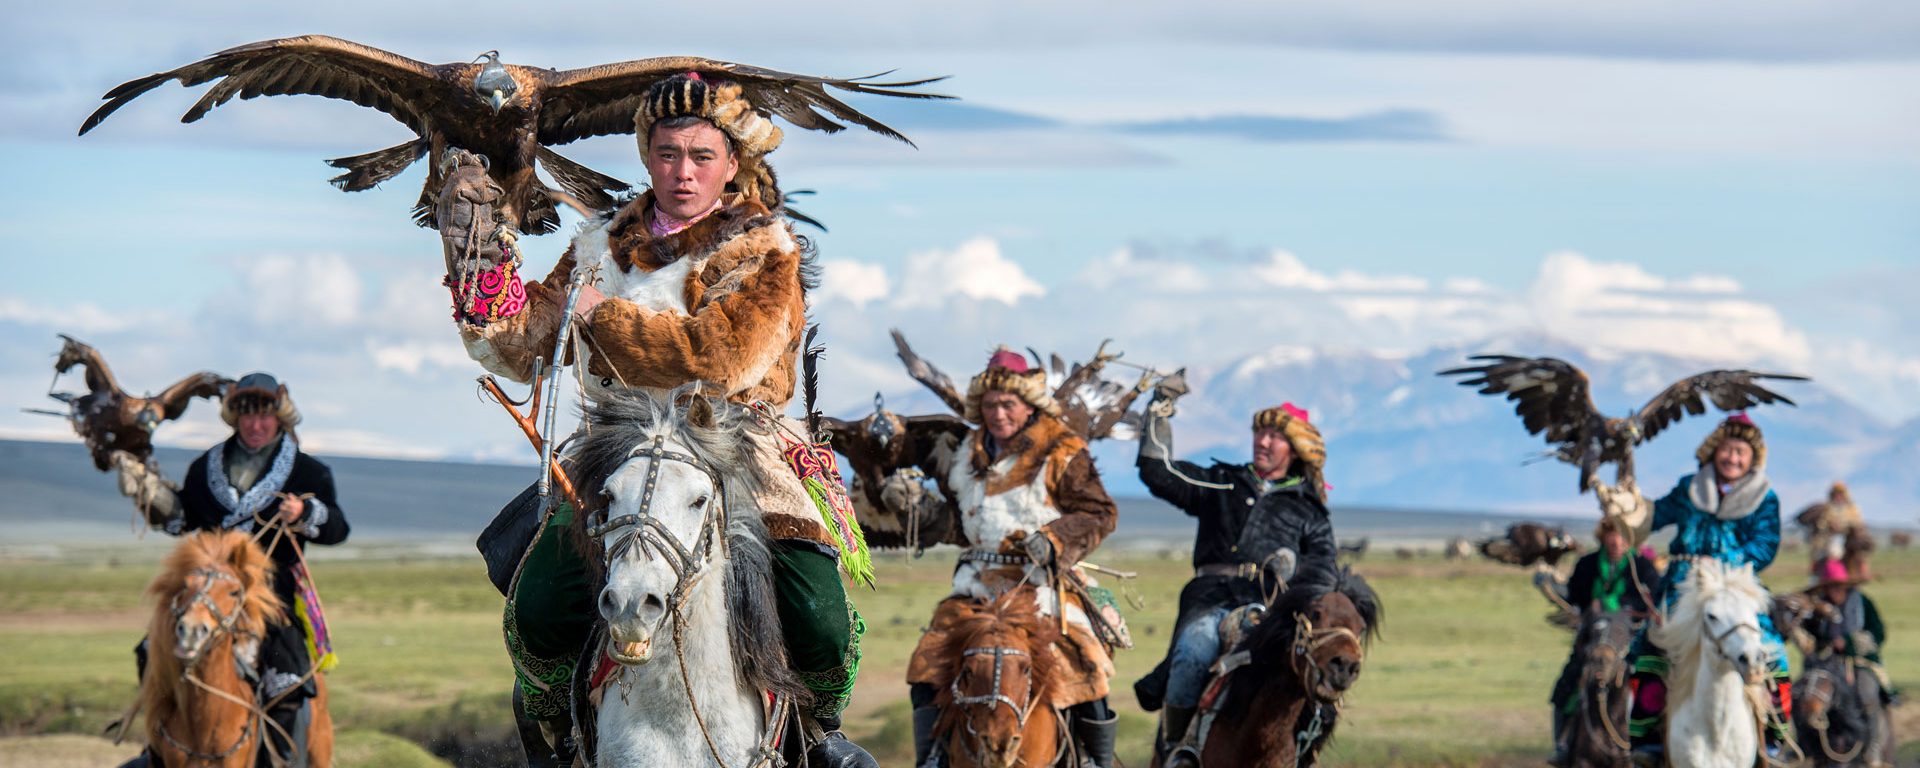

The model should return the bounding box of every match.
[635,73,786,213]
[1252,402,1328,498]
[220,372,300,434]
[963,347,1061,424]
[1695,413,1765,469]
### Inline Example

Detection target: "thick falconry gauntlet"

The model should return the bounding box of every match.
[437,149,525,325]
[112,449,181,527]
[1138,369,1188,462]
[1594,478,1652,547]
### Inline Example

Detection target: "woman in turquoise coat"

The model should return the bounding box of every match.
[1594,414,1788,762]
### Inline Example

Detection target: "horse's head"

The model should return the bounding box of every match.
[1254,565,1382,703]
[1576,610,1637,691]
[933,590,1062,768]
[1655,560,1770,684]
[147,530,280,664]
[571,387,759,667]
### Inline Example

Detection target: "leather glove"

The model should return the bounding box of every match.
[1022,530,1057,567]
[1266,547,1297,583]
[1593,478,1650,545]
[112,450,180,527]
[437,149,510,277]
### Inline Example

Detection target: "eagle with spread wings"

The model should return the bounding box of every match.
[79,35,949,234]
[35,335,229,471]
[1440,354,1808,492]
[820,330,1162,551]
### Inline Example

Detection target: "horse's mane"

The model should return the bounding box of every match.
[1650,559,1768,702]
[1243,564,1384,657]
[923,590,1066,712]
[564,385,805,704]
[1222,564,1382,727]
[140,530,282,728]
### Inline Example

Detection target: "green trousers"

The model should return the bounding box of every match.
[505,504,862,723]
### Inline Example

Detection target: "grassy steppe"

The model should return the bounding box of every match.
[2,545,1913,766]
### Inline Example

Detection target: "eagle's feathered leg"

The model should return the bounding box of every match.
[1614,449,1636,490]
[327,139,430,192]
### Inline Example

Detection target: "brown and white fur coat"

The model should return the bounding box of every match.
[460,191,831,547]
[907,414,1121,706]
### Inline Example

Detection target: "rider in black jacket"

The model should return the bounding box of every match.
[1547,517,1661,766]
[1131,380,1337,757]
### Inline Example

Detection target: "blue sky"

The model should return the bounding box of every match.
[1,1,1916,464]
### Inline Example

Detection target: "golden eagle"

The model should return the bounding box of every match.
[818,394,969,550]
[890,329,1153,441]
[1478,522,1583,567]
[40,335,229,471]
[79,35,949,234]
[1440,354,1807,492]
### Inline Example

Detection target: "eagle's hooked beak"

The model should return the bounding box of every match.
[489,89,507,113]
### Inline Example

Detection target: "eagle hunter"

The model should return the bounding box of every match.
[79,35,948,234]
[1440,354,1807,492]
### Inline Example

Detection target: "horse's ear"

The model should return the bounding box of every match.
[686,393,716,429]
[226,531,273,590]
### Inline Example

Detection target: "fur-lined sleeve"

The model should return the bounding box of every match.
[581,238,802,397]
[457,251,579,383]
[1041,448,1118,565]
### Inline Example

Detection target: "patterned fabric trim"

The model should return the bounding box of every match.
[1627,715,1659,738]
[263,670,304,698]
[1632,654,1670,677]
[292,561,336,672]
[795,606,865,720]
[208,434,297,530]
[503,601,577,720]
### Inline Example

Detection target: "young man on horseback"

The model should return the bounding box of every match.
[1547,517,1663,766]
[905,349,1122,768]
[442,73,872,764]
[114,372,350,767]
[1594,414,1788,765]
[1129,387,1338,760]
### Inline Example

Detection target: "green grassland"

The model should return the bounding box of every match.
[2,544,1914,766]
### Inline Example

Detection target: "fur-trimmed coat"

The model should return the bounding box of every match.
[462,191,808,406]
[460,191,837,549]
[908,414,1120,706]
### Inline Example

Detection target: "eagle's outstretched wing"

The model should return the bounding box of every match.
[1631,370,1808,443]
[891,329,966,415]
[54,334,120,396]
[536,57,950,147]
[151,372,232,421]
[1052,350,1150,441]
[79,35,446,138]
[1440,355,1602,448]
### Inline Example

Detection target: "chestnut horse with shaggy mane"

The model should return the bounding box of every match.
[139,530,332,767]
[1165,565,1381,768]
[921,587,1070,768]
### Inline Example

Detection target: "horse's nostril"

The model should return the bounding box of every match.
[598,588,622,619]
[641,593,666,618]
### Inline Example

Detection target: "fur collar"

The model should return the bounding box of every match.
[207,434,297,530]
[968,415,1086,496]
[603,191,780,274]
[1687,469,1772,521]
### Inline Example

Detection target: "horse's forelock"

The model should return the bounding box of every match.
[568,385,765,570]
[926,594,1065,702]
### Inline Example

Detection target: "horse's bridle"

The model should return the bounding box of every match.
[170,567,251,666]
[159,566,263,765]
[586,435,729,626]
[1705,615,1765,676]
[1290,612,1362,703]
[948,644,1042,766]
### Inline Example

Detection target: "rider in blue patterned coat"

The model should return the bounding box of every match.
[1594,413,1788,764]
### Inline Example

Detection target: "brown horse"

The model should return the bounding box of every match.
[1562,610,1635,768]
[923,587,1068,768]
[1167,566,1381,768]
[140,530,333,767]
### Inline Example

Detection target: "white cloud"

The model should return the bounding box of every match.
[814,259,892,308]
[893,238,1046,308]
[225,253,363,329]
[0,297,172,334]
[1526,251,1809,364]
[1253,250,1429,292]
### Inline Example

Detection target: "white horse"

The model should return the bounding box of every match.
[571,388,805,768]
[1648,559,1774,768]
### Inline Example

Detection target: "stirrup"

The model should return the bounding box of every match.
[1165,744,1202,768]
